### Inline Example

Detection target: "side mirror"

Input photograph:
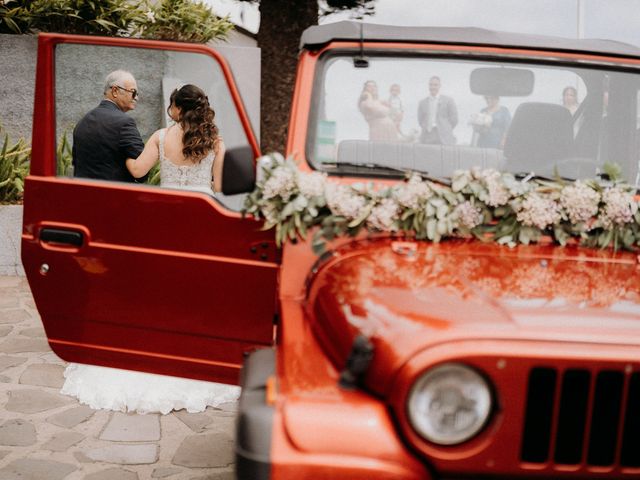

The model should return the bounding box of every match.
[221,146,256,195]
[470,67,534,97]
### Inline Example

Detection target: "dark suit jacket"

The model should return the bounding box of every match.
[72,100,145,182]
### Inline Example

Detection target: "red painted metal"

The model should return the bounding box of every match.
[25,31,640,478]
[23,34,276,384]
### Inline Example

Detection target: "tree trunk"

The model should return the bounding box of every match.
[257,0,317,154]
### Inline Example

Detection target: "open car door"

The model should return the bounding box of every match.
[21,34,278,385]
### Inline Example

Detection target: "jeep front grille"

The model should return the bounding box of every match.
[521,367,640,468]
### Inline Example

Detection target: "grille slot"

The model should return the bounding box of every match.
[621,372,640,467]
[522,366,639,469]
[554,369,590,464]
[521,368,556,463]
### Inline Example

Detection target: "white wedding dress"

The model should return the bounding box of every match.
[60,129,238,414]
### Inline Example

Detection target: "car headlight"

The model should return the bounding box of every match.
[407,363,492,445]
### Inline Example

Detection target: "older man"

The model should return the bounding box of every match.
[417,76,458,145]
[72,70,145,182]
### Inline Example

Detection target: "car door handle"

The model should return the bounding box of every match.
[40,228,84,247]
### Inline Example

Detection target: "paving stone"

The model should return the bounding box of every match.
[84,444,159,465]
[42,431,85,452]
[0,419,37,446]
[0,326,13,337]
[189,472,234,480]
[217,402,238,413]
[172,433,234,468]
[0,309,31,324]
[19,326,45,337]
[0,355,28,370]
[5,388,73,414]
[19,363,65,388]
[22,301,37,312]
[0,337,50,353]
[47,405,96,428]
[0,295,19,308]
[0,375,12,382]
[0,449,10,460]
[174,410,212,433]
[100,412,161,442]
[74,451,92,463]
[84,468,139,480]
[0,458,76,480]
[151,467,182,478]
[0,277,21,288]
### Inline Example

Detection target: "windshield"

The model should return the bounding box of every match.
[308,53,640,185]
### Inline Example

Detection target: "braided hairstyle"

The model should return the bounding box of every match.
[168,84,219,162]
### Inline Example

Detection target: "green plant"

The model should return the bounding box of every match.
[0,0,32,34]
[138,0,233,43]
[16,0,147,36]
[146,162,161,185]
[56,130,73,176]
[0,131,30,204]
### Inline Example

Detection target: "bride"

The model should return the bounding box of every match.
[61,84,239,414]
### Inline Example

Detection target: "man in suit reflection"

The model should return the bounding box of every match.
[73,70,145,182]
[417,76,458,145]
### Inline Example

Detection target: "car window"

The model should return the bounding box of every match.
[54,43,251,210]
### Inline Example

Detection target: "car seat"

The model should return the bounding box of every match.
[503,102,574,174]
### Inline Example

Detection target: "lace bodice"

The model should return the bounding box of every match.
[159,128,215,195]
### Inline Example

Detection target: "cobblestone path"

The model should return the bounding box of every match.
[0,276,236,480]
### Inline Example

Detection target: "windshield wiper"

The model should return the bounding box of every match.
[512,171,575,182]
[323,161,451,186]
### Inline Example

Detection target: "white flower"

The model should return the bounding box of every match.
[297,171,326,198]
[262,165,297,201]
[325,183,367,220]
[454,201,483,230]
[394,174,432,208]
[145,10,156,23]
[478,169,510,207]
[560,181,600,224]
[516,193,562,230]
[367,198,400,231]
[601,187,638,228]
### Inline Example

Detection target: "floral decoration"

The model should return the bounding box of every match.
[242,154,640,254]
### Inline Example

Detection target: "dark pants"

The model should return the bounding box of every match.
[420,127,441,144]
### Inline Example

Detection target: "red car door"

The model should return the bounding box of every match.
[21,34,278,385]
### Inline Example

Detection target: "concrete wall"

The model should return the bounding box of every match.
[0,34,37,142]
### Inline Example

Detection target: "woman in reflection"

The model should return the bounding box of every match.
[471,95,511,149]
[60,85,239,415]
[562,86,580,116]
[126,84,225,195]
[358,80,399,141]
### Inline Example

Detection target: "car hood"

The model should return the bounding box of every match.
[307,239,640,395]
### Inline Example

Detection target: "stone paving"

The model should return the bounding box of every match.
[0,276,237,480]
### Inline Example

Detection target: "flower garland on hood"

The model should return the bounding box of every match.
[242,154,640,254]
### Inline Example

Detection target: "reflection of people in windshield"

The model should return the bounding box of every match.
[562,86,580,116]
[470,96,511,149]
[417,76,458,145]
[387,83,404,133]
[358,80,399,141]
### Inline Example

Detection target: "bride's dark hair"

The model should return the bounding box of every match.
[168,84,219,162]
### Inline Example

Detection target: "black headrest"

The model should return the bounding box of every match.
[221,146,256,195]
[504,102,573,170]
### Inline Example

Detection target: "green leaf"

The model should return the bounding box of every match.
[347,202,373,228]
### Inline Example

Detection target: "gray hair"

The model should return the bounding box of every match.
[103,70,135,95]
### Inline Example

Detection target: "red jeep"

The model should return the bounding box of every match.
[23,21,640,479]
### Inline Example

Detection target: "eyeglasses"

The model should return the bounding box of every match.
[113,85,138,99]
